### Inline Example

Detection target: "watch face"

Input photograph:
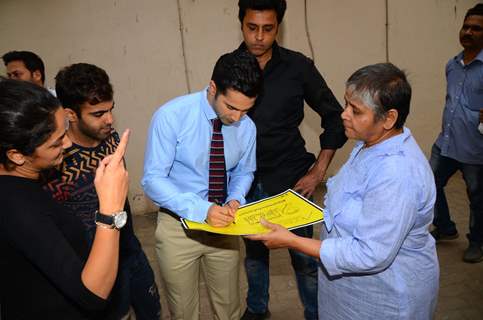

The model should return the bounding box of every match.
[114,211,128,229]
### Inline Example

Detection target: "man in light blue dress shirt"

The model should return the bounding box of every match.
[430,4,483,263]
[142,50,262,320]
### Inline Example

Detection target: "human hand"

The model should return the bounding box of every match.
[293,167,324,198]
[224,200,240,218]
[206,204,235,227]
[95,129,130,214]
[245,219,297,249]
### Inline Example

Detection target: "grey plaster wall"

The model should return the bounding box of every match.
[0,0,479,214]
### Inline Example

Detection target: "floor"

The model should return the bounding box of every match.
[133,172,483,319]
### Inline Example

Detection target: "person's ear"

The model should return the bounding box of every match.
[6,149,26,166]
[64,108,78,123]
[383,109,399,130]
[32,70,42,84]
[208,80,217,98]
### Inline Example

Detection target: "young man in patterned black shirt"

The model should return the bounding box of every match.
[42,63,161,320]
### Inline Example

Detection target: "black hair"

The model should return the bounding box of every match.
[238,0,287,24]
[346,63,411,129]
[2,51,46,84]
[464,3,483,20]
[55,63,113,116]
[0,78,60,167]
[211,50,262,98]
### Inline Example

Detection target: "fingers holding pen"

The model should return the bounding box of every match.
[206,204,235,227]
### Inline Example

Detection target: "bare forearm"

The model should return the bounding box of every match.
[294,149,337,197]
[290,235,322,259]
[81,227,120,299]
[313,149,336,178]
[246,219,323,259]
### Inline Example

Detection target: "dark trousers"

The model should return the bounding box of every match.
[109,249,161,320]
[430,144,483,244]
[243,183,318,320]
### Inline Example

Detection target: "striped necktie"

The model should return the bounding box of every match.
[208,118,226,204]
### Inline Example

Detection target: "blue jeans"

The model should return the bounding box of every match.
[430,144,483,244]
[243,183,318,320]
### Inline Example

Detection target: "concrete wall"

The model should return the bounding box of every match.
[0,0,479,214]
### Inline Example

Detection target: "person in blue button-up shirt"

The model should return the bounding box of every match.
[247,63,439,320]
[142,50,262,320]
[430,4,483,263]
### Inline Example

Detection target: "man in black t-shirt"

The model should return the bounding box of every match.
[236,1,347,320]
[42,63,161,320]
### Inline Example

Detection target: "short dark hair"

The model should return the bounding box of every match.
[2,51,46,84]
[211,50,262,98]
[238,0,287,24]
[464,3,483,20]
[55,63,113,116]
[346,63,411,129]
[0,78,60,167]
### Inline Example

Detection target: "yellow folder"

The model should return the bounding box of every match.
[181,189,324,235]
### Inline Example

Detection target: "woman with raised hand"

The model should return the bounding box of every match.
[247,63,439,320]
[0,78,130,319]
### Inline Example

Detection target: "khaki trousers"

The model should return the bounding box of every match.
[155,212,240,320]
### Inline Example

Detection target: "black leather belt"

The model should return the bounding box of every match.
[159,207,181,221]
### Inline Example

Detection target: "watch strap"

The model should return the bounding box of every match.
[95,211,115,228]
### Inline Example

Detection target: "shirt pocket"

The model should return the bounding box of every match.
[176,127,209,170]
[224,141,242,171]
[324,175,364,234]
[466,70,483,111]
[335,183,365,234]
[467,87,483,111]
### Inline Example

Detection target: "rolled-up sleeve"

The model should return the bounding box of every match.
[320,161,417,276]
[302,59,347,150]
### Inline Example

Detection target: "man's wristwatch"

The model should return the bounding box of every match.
[95,210,128,230]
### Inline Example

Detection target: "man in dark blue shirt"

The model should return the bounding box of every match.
[430,3,483,263]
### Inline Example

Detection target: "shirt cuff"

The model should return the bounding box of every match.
[192,200,213,223]
[319,238,342,276]
[226,194,246,206]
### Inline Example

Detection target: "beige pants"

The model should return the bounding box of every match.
[155,212,240,320]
